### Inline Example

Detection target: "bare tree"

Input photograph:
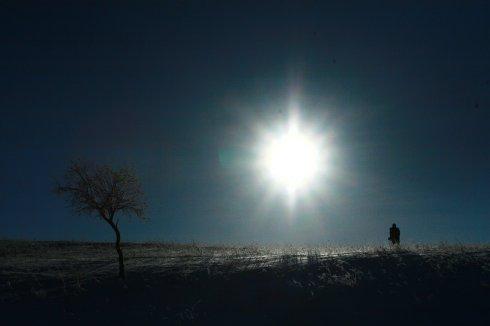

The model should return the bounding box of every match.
[54,161,146,279]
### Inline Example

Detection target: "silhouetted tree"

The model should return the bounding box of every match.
[54,161,146,279]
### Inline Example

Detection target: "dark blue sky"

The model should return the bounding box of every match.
[1,1,489,244]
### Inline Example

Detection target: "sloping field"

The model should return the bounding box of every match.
[1,241,489,324]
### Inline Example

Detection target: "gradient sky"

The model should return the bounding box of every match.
[1,1,489,245]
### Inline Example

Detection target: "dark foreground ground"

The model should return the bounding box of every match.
[1,241,489,325]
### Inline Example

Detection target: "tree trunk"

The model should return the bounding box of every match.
[108,221,125,280]
[115,228,125,280]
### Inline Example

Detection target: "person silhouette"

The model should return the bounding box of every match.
[389,223,400,245]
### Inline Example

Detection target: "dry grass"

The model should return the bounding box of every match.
[1,239,489,300]
[1,240,489,324]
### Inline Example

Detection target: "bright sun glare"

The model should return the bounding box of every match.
[257,115,328,200]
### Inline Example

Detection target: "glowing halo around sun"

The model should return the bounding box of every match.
[255,111,331,206]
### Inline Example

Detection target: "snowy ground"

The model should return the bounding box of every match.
[1,240,489,324]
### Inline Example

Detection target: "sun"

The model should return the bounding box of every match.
[261,126,320,191]
[257,115,328,199]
